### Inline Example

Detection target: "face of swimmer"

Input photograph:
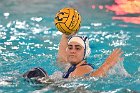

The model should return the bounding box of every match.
[66,41,85,65]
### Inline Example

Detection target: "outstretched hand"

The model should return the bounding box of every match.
[103,48,123,69]
[90,48,124,77]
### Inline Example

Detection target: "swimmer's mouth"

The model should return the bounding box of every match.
[69,55,75,57]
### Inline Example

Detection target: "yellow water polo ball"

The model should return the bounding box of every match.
[54,7,81,35]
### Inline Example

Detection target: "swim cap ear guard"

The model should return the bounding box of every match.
[68,36,91,60]
[82,36,91,59]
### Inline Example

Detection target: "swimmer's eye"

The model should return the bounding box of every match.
[75,47,81,50]
[75,45,82,51]
[67,45,82,50]
[68,46,73,50]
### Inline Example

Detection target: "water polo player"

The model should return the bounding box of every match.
[58,34,123,78]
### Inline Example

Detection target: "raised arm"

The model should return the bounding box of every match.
[90,48,123,77]
[57,34,69,63]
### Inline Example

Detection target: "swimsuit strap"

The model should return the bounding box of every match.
[62,63,94,78]
[62,64,76,78]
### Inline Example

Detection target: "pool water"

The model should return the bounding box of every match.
[0,0,140,93]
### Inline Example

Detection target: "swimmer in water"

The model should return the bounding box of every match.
[23,33,123,83]
[57,34,123,78]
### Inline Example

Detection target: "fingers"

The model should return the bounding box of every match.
[63,31,77,39]
[69,32,76,37]
[105,48,123,65]
[111,48,123,63]
[112,48,121,55]
[106,48,120,60]
[118,51,123,58]
[108,48,118,58]
[115,49,123,60]
[111,48,123,58]
[101,48,124,75]
[115,48,122,56]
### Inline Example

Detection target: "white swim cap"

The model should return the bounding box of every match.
[68,36,91,59]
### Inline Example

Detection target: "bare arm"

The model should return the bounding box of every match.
[57,34,68,63]
[90,48,123,77]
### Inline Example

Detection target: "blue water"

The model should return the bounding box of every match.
[0,0,140,93]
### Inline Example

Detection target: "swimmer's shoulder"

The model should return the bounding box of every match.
[71,65,93,77]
